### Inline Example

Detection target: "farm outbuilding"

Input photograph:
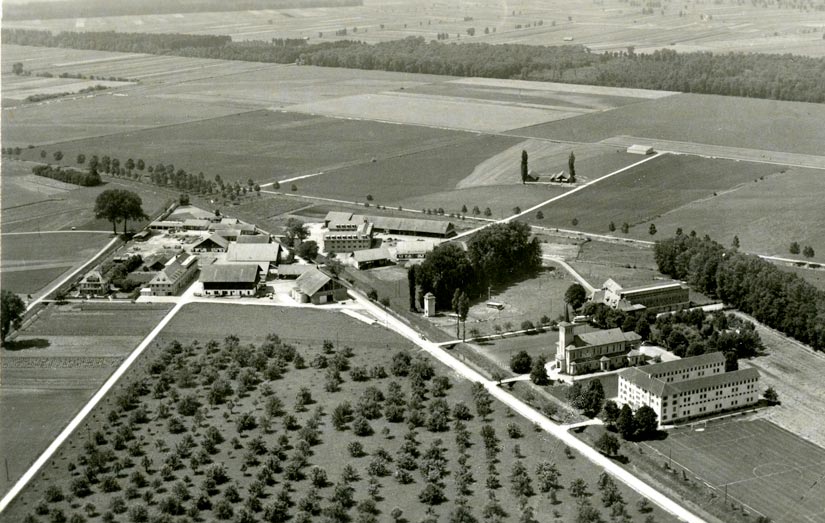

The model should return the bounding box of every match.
[290,267,348,304]
[200,263,261,296]
[627,144,654,155]
[350,246,392,269]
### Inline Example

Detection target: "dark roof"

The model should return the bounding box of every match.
[295,267,332,296]
[367,215,454,236]
[640,352,725,377]
[574,328,641,347]
[200,264,260,283]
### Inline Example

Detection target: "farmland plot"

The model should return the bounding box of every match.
[630,166,825,262]
[524,154,786,234]
[1,302,678,523]
[511,93,825,156]
[19,110,468,186]
[0,303,172,497]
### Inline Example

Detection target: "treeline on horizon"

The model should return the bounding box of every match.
[2,0,362,20]
[4,30,825,103]
[654,234,825,351]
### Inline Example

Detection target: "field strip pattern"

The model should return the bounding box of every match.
[601,136,825,170]
[0,292,192,512]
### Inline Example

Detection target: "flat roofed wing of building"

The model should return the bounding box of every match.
[200,264,260,283]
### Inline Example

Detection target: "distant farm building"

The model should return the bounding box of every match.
[618,352,760,424]
[149,220,182,231]
[147,253,199,296]
[236,234,272,244]
[226,243,282,272]
[323,212,456,239]
[394,239,439,261]
[627,144,654,155]
[555,321,643,375]
[276,264,313,279]
[290,267,348,304]
[350,246,392,269]
[593,278,689,314]
[323,221,374,253]
[200,264,261,297]
[183,219,211,231]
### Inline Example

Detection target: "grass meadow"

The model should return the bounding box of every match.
[2,303,678,523]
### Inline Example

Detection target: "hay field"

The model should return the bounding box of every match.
[511,93,825,156]
[4,0,824,56]
[394,184,567,220]
[0,303,172,497]
[1,76,133,101]
[525,154,783,233]
[630,166,825,262]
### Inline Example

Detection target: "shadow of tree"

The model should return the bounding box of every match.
[3,338,51,351]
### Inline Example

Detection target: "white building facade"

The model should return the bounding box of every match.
[618,352,760,424]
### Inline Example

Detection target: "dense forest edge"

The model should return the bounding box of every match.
[4,30,825,103]
[2,0,363,20]
[654,234,825,351]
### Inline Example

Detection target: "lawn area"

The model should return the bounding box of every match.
[20,110,469,186]
[643,419,825,523]
[229,195,315,233]
[296,133,522,206]
[0,303,171,497]
[630,166,825,262]
[3,302,678,523]
[0,232,111,295]
[510,93,825,156]
[523,154,784,234]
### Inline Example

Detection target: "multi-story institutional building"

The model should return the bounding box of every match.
[617,352,760,424]
[555,322,643,375]
[593,278,690,313]
[323,221,373,253]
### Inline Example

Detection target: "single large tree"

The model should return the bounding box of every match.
[284,218,309,246]
[1,290,26,343]
[407,266,417,312]
[521,149,528,184]
[564,283,587,310]
[94,189,146,235]
[568,151,576,181]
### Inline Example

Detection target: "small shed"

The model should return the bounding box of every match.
[627,144,654,155]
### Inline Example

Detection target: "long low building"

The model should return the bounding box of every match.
[594,278,689,314]
[323,211,455,239]
[200,264,261,297]
[618,352,760,424]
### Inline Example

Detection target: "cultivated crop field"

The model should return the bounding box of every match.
[5,0,824,56]
[631,166,825,262]
[2,303,677,523]
[525,154,786,234]
[644,419,825,523]
[20,110,470,186]
[0,303,172,497]
[511,93,825,156]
